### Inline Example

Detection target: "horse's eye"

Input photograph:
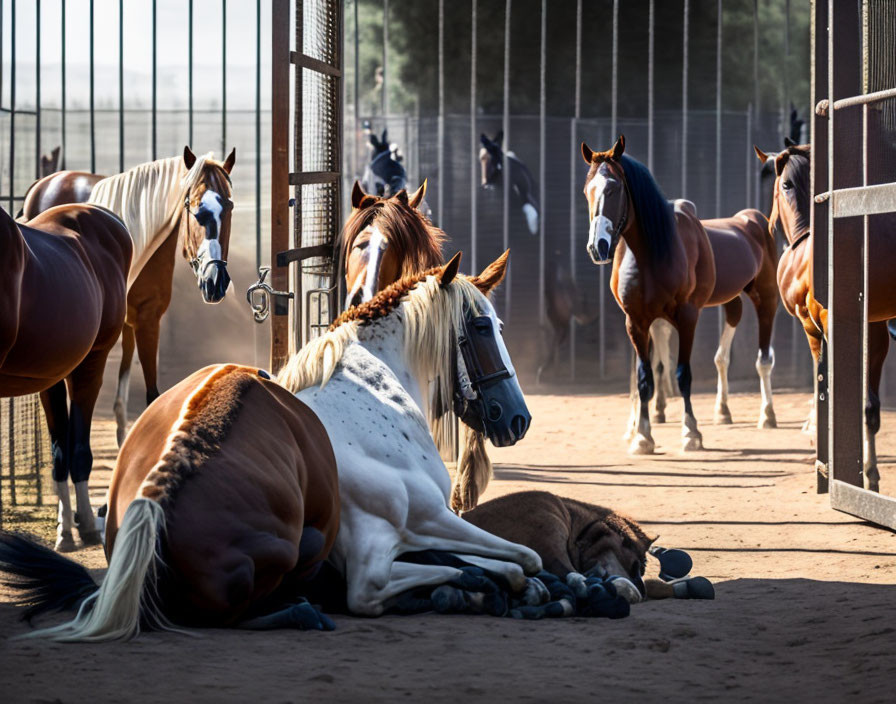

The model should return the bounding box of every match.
[782,180,793,191]
[473,318,492,335]
[353,240,369,251]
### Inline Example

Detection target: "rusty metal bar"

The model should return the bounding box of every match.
[290,51,342,78]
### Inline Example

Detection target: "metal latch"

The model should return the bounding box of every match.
[246,267,293,323]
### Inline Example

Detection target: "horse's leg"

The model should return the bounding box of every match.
[113,323,136,447]
[749,286,778,429]
[802,328,824,436]
[134,314,162,405]
[675,305,703,451]
[623,351,639,441]
[625,317,655,454]
[864,322,889,492]
[38,382,74,552]
[713,296,742,425]
[238,599,335,631]
[649,322,668,424]
[66,350,109,546]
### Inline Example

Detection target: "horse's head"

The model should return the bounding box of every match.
[443,250,530,447]
[365,129,407,197]
[343,179,440,307]
[756,143,811,246]
[479,131,504,189]
[181,145,236,303]
[581,135,629,265]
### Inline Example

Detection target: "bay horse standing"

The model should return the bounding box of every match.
[20,147,236,445]
[756,143,896,491]
[1,205,132,551]
[0,364,340,639]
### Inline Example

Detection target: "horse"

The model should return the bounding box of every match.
[20,146,236,446]
[360,127,408,198]
[755,143,896,491]
[0,204,132,551]
[480,131,539,236]
[464,491,715,603]
[0,363,341,639]
[276,251,545,615]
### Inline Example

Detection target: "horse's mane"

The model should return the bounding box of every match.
[778,144,812,238]
[338,198,445,277]
[619,154,675,262]
[87,153,223,279]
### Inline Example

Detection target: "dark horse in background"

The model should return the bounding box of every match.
[361,126,408,197]
[479,131,595,383]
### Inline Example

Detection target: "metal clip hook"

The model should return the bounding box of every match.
[246,266,293,323]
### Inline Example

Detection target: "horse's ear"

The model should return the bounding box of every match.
[611,134,625,160]
[783,136,797,148]
[439,251,463,288]
[381,129,388,144]
[774,151,790,177]
[480,133,490,148]
[352,180,370,209]
[222,148,236,174]
[753,145,770,164]
[369,133,379,148]
[395,189,409,205]
[408,179,427,208]
[470,249,509,294]
[183,146,197,170]
[581,142,594,164]
[494,130,503,146]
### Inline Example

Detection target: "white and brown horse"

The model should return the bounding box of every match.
[0,364,340,638]
[1,204,132,550]
[21,147,237,445]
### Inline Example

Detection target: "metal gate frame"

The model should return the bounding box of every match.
[813,0,896,530]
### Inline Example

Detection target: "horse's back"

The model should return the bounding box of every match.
[20,170,103,221]
[700,209,770,305]
[109,363,340,623]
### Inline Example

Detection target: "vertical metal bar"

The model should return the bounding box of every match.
[354,0,359,182]
[715,0,722,218]
[746,103,752,207]
[502,0,511,318]
[7,399,15,506]
[221,0,226,155]
[382,0,388,117]
[437,0,443,226]
[753,0,760,210]
[188,0,193,147]
[538,0,545,329]
[119,0,124,172]
[827,0,863,489]
[151,0,157,160]
[8,0,14,214]
[569,0,581,380]
[89,0,94,173]
[293,0,303,348]
[647,0,654,172]
[608,0,618,377]
[470,0,477,273]
[32,396,41,504]
[60,0,65,169]
[270,0,290,372]
[681,0,689,198]
[255,0,261,270]
[34,0,40,180]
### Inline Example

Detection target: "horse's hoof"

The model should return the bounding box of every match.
[650,547,693,581]
[714,406,732,425]
[652,412,666,424]
[629,434,655,455]
[55,531,76,553]
[607,576,643,604]
[672,576,715,600]
[78,530,103,547]
[682,435,703,452]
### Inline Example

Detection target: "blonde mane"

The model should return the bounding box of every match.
[88,153,216,287]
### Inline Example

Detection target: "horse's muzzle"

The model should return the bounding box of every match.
[481,383,531,447]
[199,261,231,303]
[587,242,611,266]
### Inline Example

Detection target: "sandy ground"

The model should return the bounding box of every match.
[2,389,896,703]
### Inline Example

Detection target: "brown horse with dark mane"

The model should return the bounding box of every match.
[1,204,132,550]
[756,143,896,491]
[20,147,236,446]
[0,364,340,639]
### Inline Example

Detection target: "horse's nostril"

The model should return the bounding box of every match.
[510,415,529,440]
[597,239,610,260]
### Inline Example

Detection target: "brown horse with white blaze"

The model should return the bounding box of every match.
[0,364,340,640]
[21,147,236,446]
[1,204,132,550]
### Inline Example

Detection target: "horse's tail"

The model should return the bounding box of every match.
[3,498,172,642]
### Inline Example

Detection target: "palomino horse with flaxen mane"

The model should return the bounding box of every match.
[581,135,777,454]
[756,143,896,491]
[21,146,236,447]
[0,204,132,551]
[0,364,340,639]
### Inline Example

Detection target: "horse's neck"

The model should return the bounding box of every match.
[354,315,428,414]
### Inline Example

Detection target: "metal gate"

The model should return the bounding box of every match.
[255,0,343,374]
[812,0,896,529]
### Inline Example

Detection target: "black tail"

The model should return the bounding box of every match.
[0,532,98,622]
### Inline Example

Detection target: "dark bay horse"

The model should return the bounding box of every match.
[21,147,236,446]
[0,364,340,639]
[361,127,408,198]
[1,205,132,551]
[757,143,896,491]
[480,131,539,235]
[581,135,715,454]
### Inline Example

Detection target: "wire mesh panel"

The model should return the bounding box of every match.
[0,395,53,528]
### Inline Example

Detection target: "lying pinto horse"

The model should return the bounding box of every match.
[0,364,340,639]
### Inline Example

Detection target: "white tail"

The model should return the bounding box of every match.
[23,498,170,642]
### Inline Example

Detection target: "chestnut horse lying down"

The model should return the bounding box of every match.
[0,364,340,639]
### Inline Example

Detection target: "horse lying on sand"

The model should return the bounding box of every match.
[0,364,340,639]
[1,204,132,552]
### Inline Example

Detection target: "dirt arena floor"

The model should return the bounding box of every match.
[2,389,895,703]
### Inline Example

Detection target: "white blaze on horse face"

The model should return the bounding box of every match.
[361,226,388,303]
[475,292,516,378]
[200,189,225,238]
[586,172,615,263]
